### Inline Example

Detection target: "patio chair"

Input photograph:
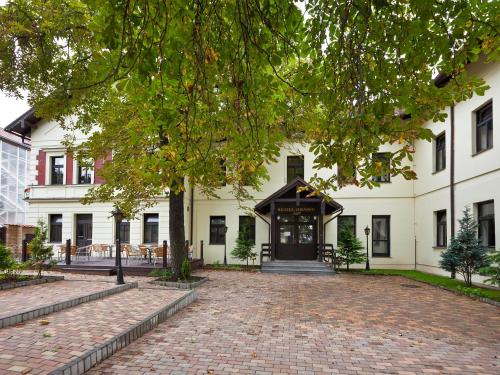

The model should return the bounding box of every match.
[127,245,142,264]
[121,244,133,264]
[152,245,167,266]
[138,245,148,261]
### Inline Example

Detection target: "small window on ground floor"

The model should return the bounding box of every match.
[119,220,130,244]
[477,200,495,248]
[372,215,390,257]
[210,216,226,244]
[49,214,63,243]
[143,214,159,244]
[435,210,447,247]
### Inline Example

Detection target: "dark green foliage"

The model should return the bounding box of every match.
[149,268,172,279]
[28,220,54,278]
[439,207,491,286]
[180,259,191,281]
[0,243,15,273]
[231,222,256,266]
[479,251,500,287]
[337,228,366,271]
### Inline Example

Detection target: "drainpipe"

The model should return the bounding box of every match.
[254,210,271,244]
[323,208,343,246]
[450,104,456,279]
[190,185,194,245]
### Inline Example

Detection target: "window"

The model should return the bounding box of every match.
[219,159,227,186]
[435,210,447,247]
[435,133,446,172]
[476,102,493,153]
[478,200,495,248]
[119,220,130,244]
[49,214,63,243]
[372,215,390,257]
[77,162,92,184]
[372,153,391,182]
[143,214,159,244]
[337,215,356,243]
[338,164,356,186]
[50,156,64,185]
[239,216,256,245]
[287,155,304,183]
[210,216,226,244]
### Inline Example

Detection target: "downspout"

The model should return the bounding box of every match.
[190,185,194,245]
[254,210,271,244]
[323,208,344,244]
[450,104,456,278]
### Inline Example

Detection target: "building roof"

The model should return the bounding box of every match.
[254,176,343,215]
[4,107,40,138]
[0,127,31,149]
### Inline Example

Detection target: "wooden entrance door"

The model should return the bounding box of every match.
[276,214,317,260]
[76,214,92,248]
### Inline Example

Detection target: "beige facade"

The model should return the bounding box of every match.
[6,60,499,278]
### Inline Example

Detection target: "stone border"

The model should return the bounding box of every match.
[150,276,208,289]
[0,275,64,291]
[49,289,197,375]
[0,282,138,329]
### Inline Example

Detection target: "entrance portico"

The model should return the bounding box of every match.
[254,177,343,261]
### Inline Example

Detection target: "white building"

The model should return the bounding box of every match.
[5,60,498,276]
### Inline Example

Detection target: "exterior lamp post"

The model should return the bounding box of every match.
[111,207,125,285]
[223,225,228,266]
[364,225,370,271]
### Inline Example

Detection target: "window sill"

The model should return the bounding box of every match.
[433,246,447,250]
[372,180,392,184]
[432,169,446,175]
[371,255,391,258]
[472,147,493,157]
[209,243,225,246]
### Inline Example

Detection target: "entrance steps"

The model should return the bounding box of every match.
[261,260,335,275]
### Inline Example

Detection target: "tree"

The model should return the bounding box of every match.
[337,228,366,271]
[0,243,16,275]
[479,251,500,287]
[231,221,256,266]
[439,207,491,286]
[28,220,54,278]
[1,1,498,278]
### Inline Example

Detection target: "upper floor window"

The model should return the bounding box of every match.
[49,214,63,243]
[477,200,495,248]
[435,133,446,172]
[219,159,227,186]
[372,153,391,183]
[239,216,256,245]
[143,214,159,244]
[210,216,226,245]
[287,155,304,183]
[475,102,493,153]
[77,162,92,184]
[338,164,356,187]
[50,156,64,185]
[435,210,447,247]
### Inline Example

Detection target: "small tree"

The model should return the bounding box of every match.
[231,222,256,267]
[337,228,366,271]
[479,250,500,287]
[29,220,54,278]
[439,207,490,286]
[0,243,16,278]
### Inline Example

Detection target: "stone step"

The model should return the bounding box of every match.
[57,267,117,276]
[0,287,196,375]
[262,268,335,275]
[262,262,330,269]
[261,261,335,275]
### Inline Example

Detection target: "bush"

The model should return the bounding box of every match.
[181,258,191,281]
[337,228,366,271]
[479,250,500,286]
[28,220,54,278]
[231,222,256,266]
[0,243,16,273]
[149,268,172,279]
[440,207,491,286]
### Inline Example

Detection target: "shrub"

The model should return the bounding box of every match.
[181,258,191,281]
[28,220,54,278]
[149,268,172,279]
[231,222,256,266]
[479,250,500,286]
[439,207,491,286]
[337,228,366,271]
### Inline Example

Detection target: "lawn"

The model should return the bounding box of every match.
[353,269,500,302]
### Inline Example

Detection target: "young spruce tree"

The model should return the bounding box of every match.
[337,228,366,271]
[231,222,256,267]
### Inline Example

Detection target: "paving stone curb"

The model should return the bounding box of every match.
[0,282,138,329]
[0,275,64,291]
[49,289,198,375]
[150,276,208,289]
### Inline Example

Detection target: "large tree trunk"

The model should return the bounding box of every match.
[169,181,186,279]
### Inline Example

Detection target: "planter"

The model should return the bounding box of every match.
[0,275,64,291]
[151,276,208,289]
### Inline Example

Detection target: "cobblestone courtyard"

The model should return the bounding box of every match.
[88,271,500,374]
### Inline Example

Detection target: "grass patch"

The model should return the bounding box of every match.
[351,269,500,302]
[203,263,259,272]
[0,274,35,284]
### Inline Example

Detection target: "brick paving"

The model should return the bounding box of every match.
[0,286,187,374]
[88,271,500,375]
[0,280,119,318]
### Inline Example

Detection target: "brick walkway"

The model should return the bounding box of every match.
[0,287,187,374]
[0,280,118,317]
[88,271,500,375]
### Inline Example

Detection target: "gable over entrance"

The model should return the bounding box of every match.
[255,177,343,261]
